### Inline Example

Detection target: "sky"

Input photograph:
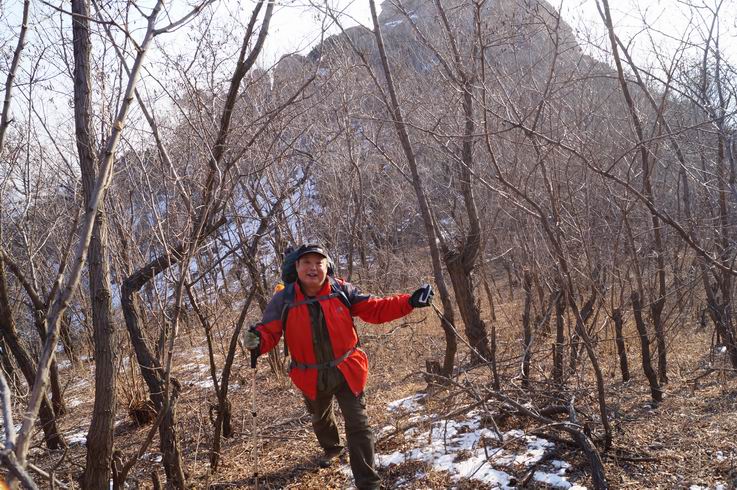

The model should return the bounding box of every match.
[0,0,734,154]
[257,0,737,67]
[1,1,734,83]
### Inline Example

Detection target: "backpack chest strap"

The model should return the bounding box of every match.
[287,292,343,309]
[280,280,356,357]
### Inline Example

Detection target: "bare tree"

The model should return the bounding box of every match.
[114,2,274,485]
[6,0,181,484]
[365,0,460,376]
[70,0,119,485]
[600,0,669,385]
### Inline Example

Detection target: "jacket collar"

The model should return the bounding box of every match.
[295,279,331,300]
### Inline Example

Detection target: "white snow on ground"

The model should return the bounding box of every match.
[533,471,587,489]
[66,429,87,446]
[362,395,587,489]
[387,394,425,413]
[142,452,163,463]
[179,362,211,373]
[190,346,208,357]
[193,378,215,389]
[67,397,84,409]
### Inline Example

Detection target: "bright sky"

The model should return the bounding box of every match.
[0,0,734,144]
[259,0,737,67]
[1,1,734,76]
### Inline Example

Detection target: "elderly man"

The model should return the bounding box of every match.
[244,244,433,490]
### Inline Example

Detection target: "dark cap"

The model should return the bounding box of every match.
[295,244,330,261]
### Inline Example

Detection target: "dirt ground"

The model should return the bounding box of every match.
[12,296,737,489]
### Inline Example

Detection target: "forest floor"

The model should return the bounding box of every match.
[10,297,737,489]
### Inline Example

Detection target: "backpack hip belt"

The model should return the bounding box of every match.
[290,346,358,371]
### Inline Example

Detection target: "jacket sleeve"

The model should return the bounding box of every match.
[341,281,413,324]
[254,290,285,355]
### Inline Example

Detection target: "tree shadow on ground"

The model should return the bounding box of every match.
[208,455,326,489]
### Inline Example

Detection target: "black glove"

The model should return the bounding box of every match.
[409,284,434,308]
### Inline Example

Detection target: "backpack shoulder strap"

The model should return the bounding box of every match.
[329,277,361,347]
[329,277,352,310]
[281,282,296,357]
[281,279,360,357]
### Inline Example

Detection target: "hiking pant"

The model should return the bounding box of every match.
[303,380,380,490]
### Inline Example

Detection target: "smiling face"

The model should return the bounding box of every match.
[295,252,328,295]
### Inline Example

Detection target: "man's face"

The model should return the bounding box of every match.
[296,253,328,291]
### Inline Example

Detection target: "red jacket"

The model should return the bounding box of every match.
[256,278,412,400]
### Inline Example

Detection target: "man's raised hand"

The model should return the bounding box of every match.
[409,284,434,308]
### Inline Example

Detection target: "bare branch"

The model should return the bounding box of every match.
[0,0,31,152]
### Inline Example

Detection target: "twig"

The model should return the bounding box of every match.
[0,369,16,449]
[28,461,69,489]
[0,449,38,489]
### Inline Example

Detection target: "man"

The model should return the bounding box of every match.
[243,244,433,490]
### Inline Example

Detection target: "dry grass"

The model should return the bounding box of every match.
[10,294,737,489]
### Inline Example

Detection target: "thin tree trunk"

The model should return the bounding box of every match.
[480,273,499,390]
[59,314,79,367]
[553,288,566,384]
[522,270,532,388]
[0,338,19,389]
[631,292,662,403]
[368,0,457,376]
[0,251,64,450]
[72,1,118,486]
[601,0,668,384]
[29,312,66,417]
[211,289,256,471]
[121,255,187,489]
[433,0,491,364]
[568,292,595,375]
[0,0,30,151]
[612,308,630,382]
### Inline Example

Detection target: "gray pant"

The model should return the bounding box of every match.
[303,379,380,490]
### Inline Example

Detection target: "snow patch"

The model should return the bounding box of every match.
[192,379,214,389]
[387,394,425,413]
[376,424,395,438]
[534,471,580,488]
[66,430,87,446]
[143,452,163,463]
[552,459,571,475]
[373,399,585,489]
[67,398,84,409]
